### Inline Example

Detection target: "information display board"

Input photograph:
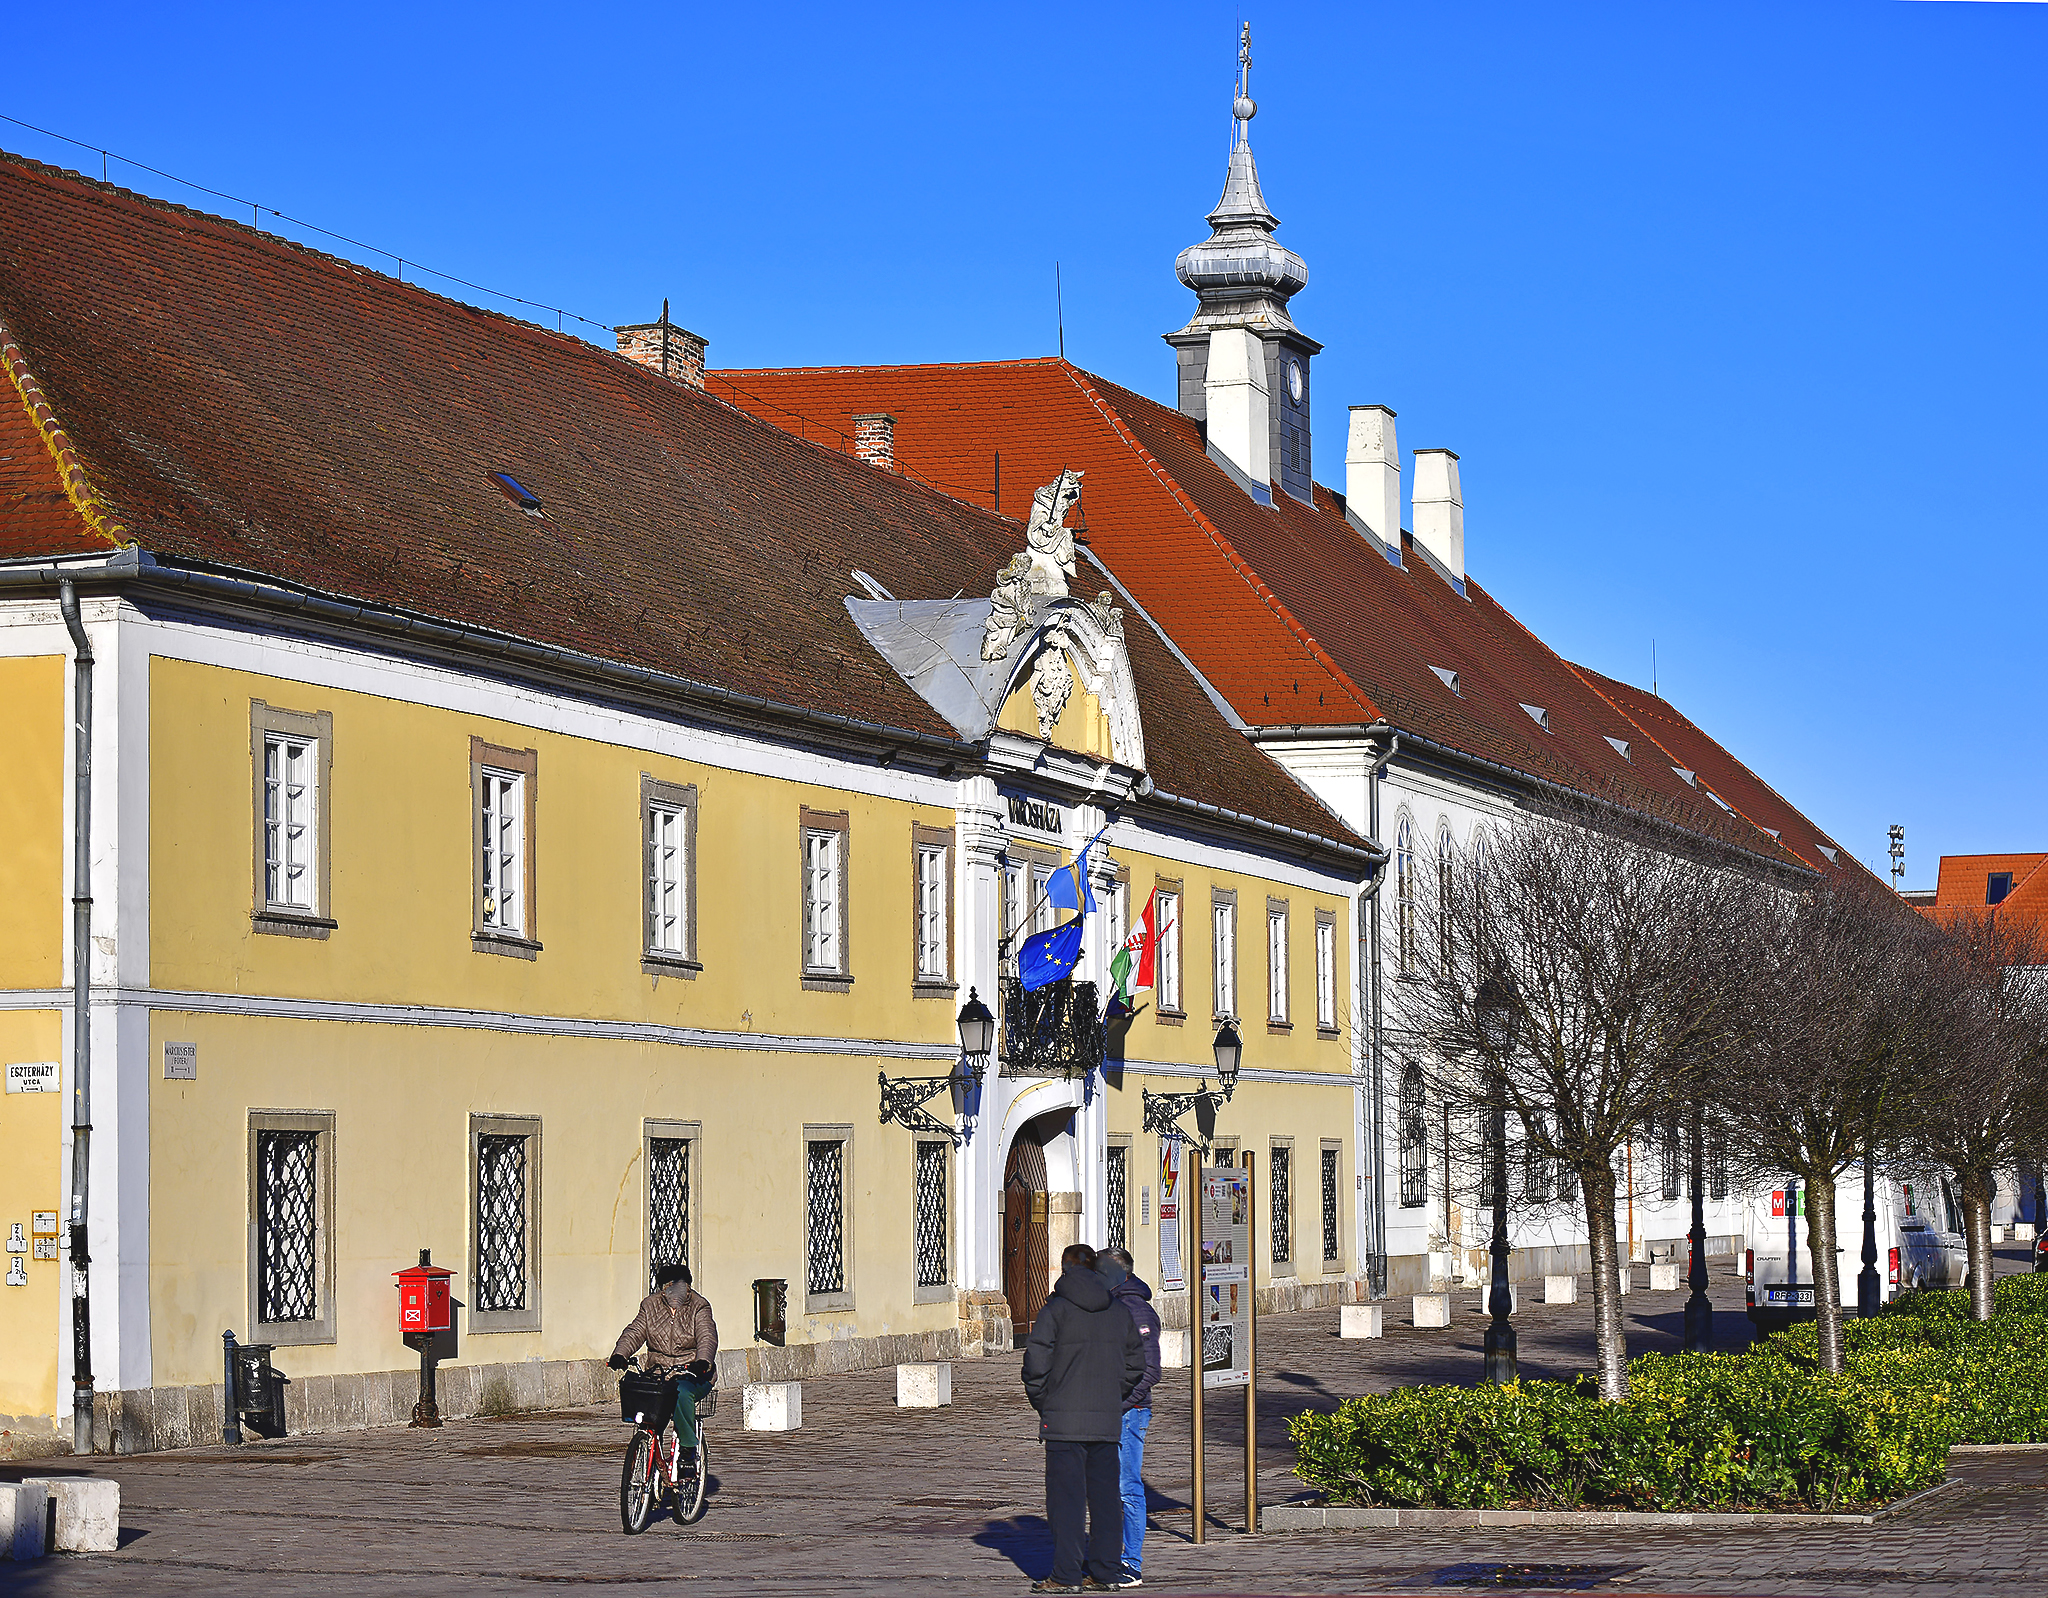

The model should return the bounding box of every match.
[1199,1165,1251,1389]
[1159,1142,1185,1293]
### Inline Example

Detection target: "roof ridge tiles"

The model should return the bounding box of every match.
[1054,363,1379,723]
[1,317,127,549]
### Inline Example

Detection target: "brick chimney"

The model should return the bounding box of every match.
[615,300,708,388]
[852,413,897,472]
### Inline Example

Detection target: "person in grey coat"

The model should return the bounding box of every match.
[1021,1243,1147,1593]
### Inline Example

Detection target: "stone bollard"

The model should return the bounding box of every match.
[742,1382,801,1431]
[1472,1284,1519,1317]
[896,1362,952,1408]
[1650,1263,1681,1291]
[1339,1304,1383,1339]
[1617,1267,1633,1296]
[1544,1274,1579,1305]
[1,1482,49,1561]
[23,1478,119,1554]
[1158,1328,1191,1368]
[1412,1293,1451,1329]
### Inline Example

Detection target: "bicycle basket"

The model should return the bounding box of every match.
[696,1387,718,1422]
[619,1372,675,1431]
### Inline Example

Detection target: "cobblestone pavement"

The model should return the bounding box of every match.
[8,1253,2045,1597]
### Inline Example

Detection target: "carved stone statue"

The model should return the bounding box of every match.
[1032,625,1075,739]
[1023,470,1083,598]
[981,552,1036,662]
[1089,590,1125,643]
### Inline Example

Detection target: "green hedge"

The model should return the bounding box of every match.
[1288,1270,2048,1512]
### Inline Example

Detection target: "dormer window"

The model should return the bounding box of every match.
[1520,703,1550,733]
[1604,736,1631,762]
[1988,872,2015,906]
[1671,767,1698,788]
[1817,845,1839,865]
[1429,665,1461,696]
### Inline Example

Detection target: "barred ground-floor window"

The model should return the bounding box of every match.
[914,1139,949,1300]
[645,1120,699,1292]
[1321,1142,1341,1266]
[1398,1063,1427,1208]
[1270,1142,1293,1268]
[805,1125,853,1311]
[1105,1141,1130,1253]
[249,1110,334,1345]
[470,1114,541,1333]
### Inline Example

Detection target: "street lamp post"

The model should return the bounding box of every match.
[1684,1107,1713,1352]
[876,989,996,1144]
[1477,978,1516,1385]
[1857,1133,1881,1317]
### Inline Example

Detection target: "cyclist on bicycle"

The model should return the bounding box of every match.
[609,1263,718,1462]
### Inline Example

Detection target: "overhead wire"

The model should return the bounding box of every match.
[0,112,614,335]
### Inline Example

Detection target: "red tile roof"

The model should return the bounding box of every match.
[1931,855,2048,911]
[715,358,1837,871]
[0,153,1352,849]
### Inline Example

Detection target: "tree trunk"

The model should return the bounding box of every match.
[1805,1175,1846,1373]
[1961,1165,1997,1321]
[1582,1159,1629,1401]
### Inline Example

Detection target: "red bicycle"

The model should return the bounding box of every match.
[619,1368,714,1532]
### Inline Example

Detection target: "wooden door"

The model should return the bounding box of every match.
[1003,1134,1051,1344]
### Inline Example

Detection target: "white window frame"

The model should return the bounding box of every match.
[1212,888,1238,1020]
[250,702,334,937]
[468,1113,542,1334]
[1267,898,1290,1026]
[642,777,699,975]
[1315,910,1338,1034]
[1395,815,1417,976]
[1155,885,1183,1016]
[912,824,955,995]
[800,808,852,990]
[471,738,539,956]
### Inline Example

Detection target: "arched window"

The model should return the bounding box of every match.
[1398,1063,1427,1208]
[1437,823,1455,973]
[1395,817,1416,975]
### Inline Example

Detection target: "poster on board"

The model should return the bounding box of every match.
[1159,1142,1185,1293]
[1199,1165,1250,1388]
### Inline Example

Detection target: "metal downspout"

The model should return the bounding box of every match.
[1360,730,1398,1299]
[58,579,94,1456]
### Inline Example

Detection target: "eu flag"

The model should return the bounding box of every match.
[1018,918,1085,991]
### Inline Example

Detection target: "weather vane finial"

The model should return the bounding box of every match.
[1232,22,1256,147]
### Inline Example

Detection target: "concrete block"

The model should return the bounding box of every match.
[1472,1284,1519,1316]
[1339,1304,1383,1339]
[1650,1262,1681,1291]
[743,1382,801,1432]
[1,1482,48,1560]
[1616,1268,1633,1296]
[896,1362,952,1408]
[1545,1274,1579,1305]
[1158,1328,1191,1368]
[1413,1293,1451,1329]
[24,1477,119,1553]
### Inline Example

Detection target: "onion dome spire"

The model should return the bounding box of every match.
[1171,23,1308,334]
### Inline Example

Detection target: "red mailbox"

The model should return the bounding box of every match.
[394,1257,453,1336]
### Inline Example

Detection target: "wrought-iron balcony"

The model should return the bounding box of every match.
[998,976,1102,1079]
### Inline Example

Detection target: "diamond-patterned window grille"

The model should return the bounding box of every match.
[1105,1145,1129,1253]
[1398,1064,1427,1208]
[1661,1116,1683,1202]
[1479,1115,1502,1209]
[914,1142,948,1289]
[1709,1129,1729,1202]
[1270,1146,1291,1263]
[648,1137,691,1292]
[257,1129,318,1323]
[476,1134,529,1313]
[1524,1120,1554,1203]
[1321,1146,1340,1263]
[807,1140,846,1295]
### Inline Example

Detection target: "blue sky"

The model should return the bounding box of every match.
[7,2,2043,887]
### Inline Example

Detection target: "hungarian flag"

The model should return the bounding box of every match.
[1110,889,1168,1003]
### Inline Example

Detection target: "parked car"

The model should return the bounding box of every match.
[1744,1166,1967,1330]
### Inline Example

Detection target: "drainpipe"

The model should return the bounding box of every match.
[1359,729,1398,1299]
[58,579,94,1456]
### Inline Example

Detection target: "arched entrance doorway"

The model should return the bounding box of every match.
[1002,1109,1074,1344]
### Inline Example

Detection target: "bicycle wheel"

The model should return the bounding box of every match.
[620,1430,659,1534]
[675,1432,709,1526]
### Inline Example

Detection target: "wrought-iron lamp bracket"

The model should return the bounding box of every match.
[1142,1080,1231,1149]
[878,1060,983,1146]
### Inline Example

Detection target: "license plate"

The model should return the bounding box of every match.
[1763,1287,1814,1306]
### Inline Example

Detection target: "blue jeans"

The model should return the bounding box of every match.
[1119,1406,1151,1574]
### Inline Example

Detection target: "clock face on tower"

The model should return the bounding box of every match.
[1285,358,1304,406]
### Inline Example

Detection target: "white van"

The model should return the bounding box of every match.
[1744,1165,1968,1329]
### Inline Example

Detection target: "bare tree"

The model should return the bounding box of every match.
[1910,913,2048,1319]
[1394,796,1752,1400]
[1711,880,1931,1372]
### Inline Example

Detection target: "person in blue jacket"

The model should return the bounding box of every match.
[1100,1246,1161,1587]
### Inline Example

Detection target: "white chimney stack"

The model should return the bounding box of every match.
[1345,405,1400,557]
[1410,448,1465,587]
[1204,327,1272,491]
